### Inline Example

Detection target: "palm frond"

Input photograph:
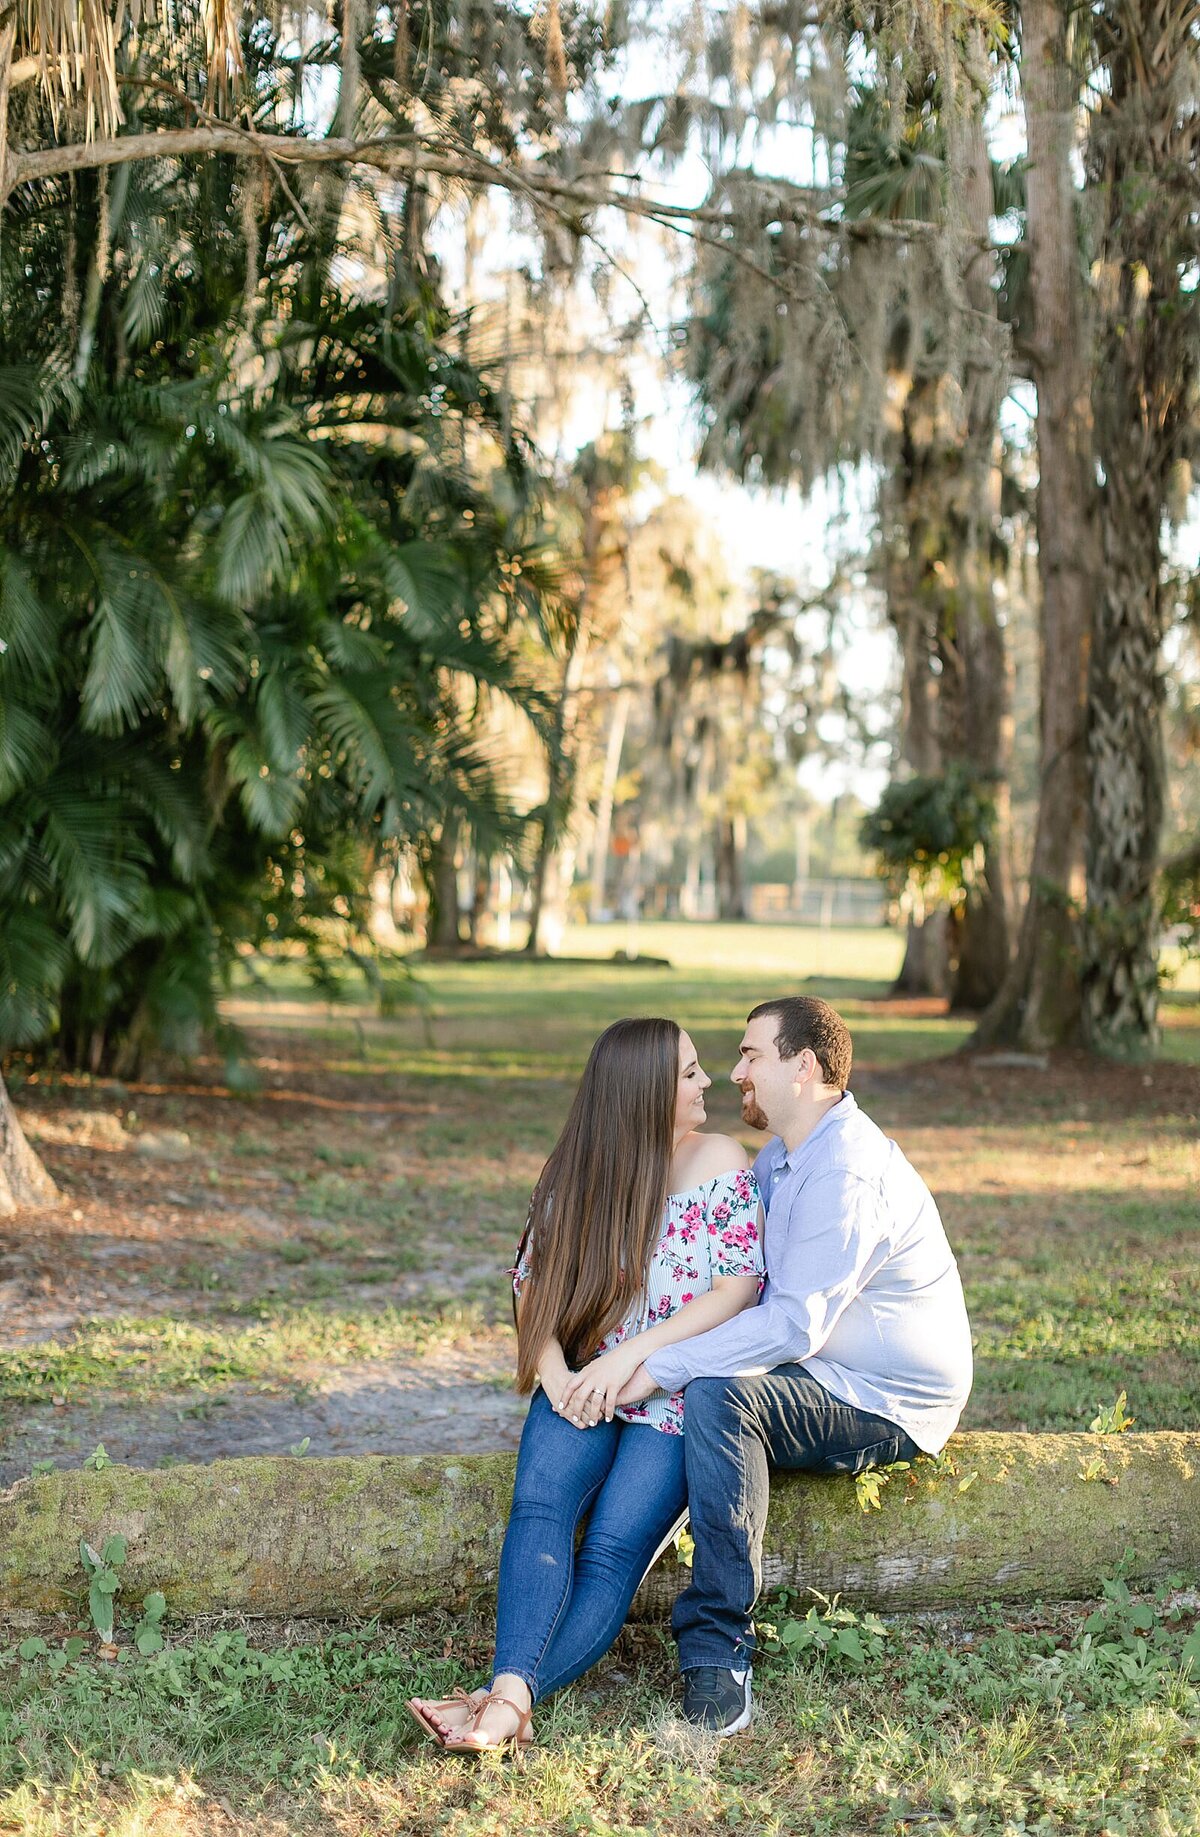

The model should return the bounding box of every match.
[0,545,61,671]
[223,732,307,835]
[80,555,160,733]
[308,671,427,815]
[254,666,312,772]
[0,699,55,800]
[33,777,153,963]
[0,366,48,483]
[0,903,70,1048]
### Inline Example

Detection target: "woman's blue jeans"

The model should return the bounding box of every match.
[492,1388,688,1702]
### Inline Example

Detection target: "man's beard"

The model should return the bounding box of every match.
[739,1088,769,1132]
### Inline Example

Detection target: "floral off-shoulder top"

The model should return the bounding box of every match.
[512,1167,764,1435]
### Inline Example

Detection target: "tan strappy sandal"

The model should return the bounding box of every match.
[443,1688,535,1754]
[405,1686,488,1744]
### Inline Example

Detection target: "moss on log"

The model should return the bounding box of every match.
[1,1434,1195,1622]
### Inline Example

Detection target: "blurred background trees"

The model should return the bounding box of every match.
[0,0,1197,1160]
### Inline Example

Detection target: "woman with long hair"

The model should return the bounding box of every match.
[407,1016,764,1752]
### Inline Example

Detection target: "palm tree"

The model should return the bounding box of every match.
[982,0,1200,1056]
[0,81,556,1081]
[1078,0,1200,1054]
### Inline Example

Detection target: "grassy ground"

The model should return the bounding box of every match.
[2,922,1198,1833]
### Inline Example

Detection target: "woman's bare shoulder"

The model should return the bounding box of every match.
[673,1131,751,1188]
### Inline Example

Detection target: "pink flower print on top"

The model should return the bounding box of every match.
[511,1166,764,1436]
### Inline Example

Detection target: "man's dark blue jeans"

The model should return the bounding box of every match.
[673,1366,920,1670]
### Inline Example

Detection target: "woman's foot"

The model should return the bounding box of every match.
[405,1687,487,1742]
[444,1674,534,1752]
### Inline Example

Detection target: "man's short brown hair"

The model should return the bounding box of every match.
[747,997,853,1092]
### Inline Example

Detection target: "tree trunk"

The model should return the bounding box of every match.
[974,0,1094,1051]
[948,106,1014,1012]
[952,578,1015,1010]
[0,1074,59,1216]
[2,1435,1196,1620]
[423,815,463,950]
[1081,466,1167,1054]
[715,815,747,920]
[0,17,17,208]
[526,614,592,955]
[888,532,951,998]
[467,852,491,948]
[1078,15,1198,1057]
[536,719,598,954]
[309,0,363,243]
[588,686,632,922]
[895,909,950,999]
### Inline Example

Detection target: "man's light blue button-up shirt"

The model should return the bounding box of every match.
[644,1091,973,1452]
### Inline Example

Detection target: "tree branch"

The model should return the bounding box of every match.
[6,122,994,249]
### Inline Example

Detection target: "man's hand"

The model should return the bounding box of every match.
[614,1363,657,1408]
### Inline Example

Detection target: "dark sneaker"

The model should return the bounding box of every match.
[681,1665,752,1736]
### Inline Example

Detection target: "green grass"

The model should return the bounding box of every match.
[4,920,1199,1834]
[1,1577,1198,1835]
[0,1302,491,1406]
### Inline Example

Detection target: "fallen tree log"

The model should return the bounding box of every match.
[1,1433,1195,1622]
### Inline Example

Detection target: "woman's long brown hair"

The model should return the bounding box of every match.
[515,1016,680,1392]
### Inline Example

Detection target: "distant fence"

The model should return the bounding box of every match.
[749,879,888,925]
[621,878,889,925]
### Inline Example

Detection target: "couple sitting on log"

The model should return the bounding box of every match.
[407,996,973,1751]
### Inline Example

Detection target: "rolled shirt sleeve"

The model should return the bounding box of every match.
[645,1167,884,1394]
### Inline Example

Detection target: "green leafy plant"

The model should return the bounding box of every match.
[82,1443,113,1471]
[132,1592,168,1656]
[854,1460,910,1513]
[1079,1454,1117,1485]
[673,1525,695,1568]
[0,130,566,1076]
[79,1534,126,1642]
[1090,1389,1135,1433]
[860,765,997,921]
[762,1591,889,1672]
[1071,1566,1200,1695]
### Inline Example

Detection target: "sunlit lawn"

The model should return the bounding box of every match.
[2,921,1198,1835]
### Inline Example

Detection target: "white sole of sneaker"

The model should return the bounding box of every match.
[683,1675,753,1738]
[716,1680,753,1739]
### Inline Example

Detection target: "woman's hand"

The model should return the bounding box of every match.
[535,1343,603,1429]
[537,1342,572,1405]
[558,1342,651,1424]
